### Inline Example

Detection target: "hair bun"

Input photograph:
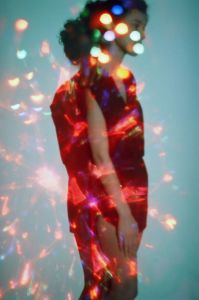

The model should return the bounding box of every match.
[59,18,92,64]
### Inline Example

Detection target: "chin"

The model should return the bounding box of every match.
[127,51,138,57]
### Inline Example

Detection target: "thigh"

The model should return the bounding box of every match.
[73,212,112,282]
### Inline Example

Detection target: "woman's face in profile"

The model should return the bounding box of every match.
[115,9,148,56]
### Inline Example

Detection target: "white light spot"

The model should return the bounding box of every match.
[130,31,141,42]
[133,43,145,55]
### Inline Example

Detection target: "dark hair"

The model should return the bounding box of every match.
[59,0,149,65]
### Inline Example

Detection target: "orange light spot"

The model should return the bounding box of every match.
[39,248,49,258]
[128,260,137,277]
[89,56,98,67]
[128,83,136,95]
[70,222,77,230]
[89,285,99,299]
[99,13,112,25]
[9,280,17,289]
[15,19,29,32]
[40,40,50,56]
[20,262,31,286]
[115,23,129,35]
[55,230,63,240]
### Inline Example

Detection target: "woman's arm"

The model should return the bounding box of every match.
[84,88,132,217]
[85,87,140,257]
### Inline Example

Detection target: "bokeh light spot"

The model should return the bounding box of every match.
[161,214,177,231]
[30,94,44,103]
[130,30,141,42]
[40,40,50,56]
[90,46,101,57]
[99,13,112,25]
[8,77,20,87]
[24,72,34,80]
[15,19,29,32]
[153,126,163,135]
[16,49,27,59]
[133,43,145,55]
[163,173,173,183]
[11,104,20,110]
[103,30,115,42]
[116,66,130,79]
[115,22,129,35]
[111,5,124,16]
[98,52,110,64]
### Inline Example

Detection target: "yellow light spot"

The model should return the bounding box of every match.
[89,285,99,299]
[24,72,34,80]
[116,66,130,79]
[99,13,112,25]
[8,77,20,87]
[161,214,177,231]
[115,23,129,35]
[30,94,44,103]
[15,19,29,32]
[98,52,110,64]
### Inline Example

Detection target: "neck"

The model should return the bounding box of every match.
[98,41,125,76]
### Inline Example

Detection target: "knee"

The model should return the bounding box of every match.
[120,276,138,299]
[111,276,138,300]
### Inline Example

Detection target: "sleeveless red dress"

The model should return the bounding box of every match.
[50,69,148,235]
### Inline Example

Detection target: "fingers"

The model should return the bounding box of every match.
[119,229,139,258]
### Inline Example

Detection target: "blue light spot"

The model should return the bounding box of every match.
[111,5,124,16]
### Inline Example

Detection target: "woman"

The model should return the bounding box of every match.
[50,0,149,299]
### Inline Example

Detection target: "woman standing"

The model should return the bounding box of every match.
[50,0,149,299]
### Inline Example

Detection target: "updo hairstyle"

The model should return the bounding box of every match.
[59,0,148,64]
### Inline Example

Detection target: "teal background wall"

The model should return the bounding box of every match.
[0,0,198,299]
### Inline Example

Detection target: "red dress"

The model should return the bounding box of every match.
[50,70,148,235]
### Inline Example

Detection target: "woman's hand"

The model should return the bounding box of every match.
[117,210,139,258]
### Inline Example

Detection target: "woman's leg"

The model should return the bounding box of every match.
[96,215,143,300]
[73,213,113,300]
[73,213,143,300]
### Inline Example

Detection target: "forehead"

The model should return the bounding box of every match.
[123,9,148,25]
